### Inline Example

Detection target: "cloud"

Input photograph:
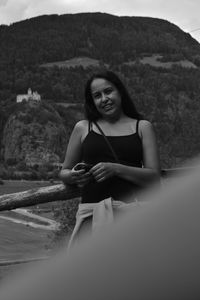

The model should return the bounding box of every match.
[0,0,8,6]
[0,0,32,24]
[0,0,200,42]
[0,0,60,24]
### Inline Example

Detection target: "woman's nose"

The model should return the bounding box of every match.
[101,93,108,101]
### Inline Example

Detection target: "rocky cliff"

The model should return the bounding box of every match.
[2,102,68,166]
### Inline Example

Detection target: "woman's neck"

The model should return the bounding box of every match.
[99,112,127,124]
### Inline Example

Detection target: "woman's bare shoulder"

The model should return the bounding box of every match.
[73,120,89,142]
[139,120,153,129]
[74,119,89,130]
[138,120,154,137]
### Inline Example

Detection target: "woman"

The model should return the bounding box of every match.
[60,71,160,248]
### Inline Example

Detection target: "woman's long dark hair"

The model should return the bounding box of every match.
[84,70,143,121]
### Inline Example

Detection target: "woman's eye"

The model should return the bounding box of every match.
[105,88,113,95]
[92,88,113,100]
[93,93,101,99]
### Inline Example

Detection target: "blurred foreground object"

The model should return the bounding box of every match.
[0,162,200,299]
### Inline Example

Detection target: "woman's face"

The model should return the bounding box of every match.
[90,78,122,120]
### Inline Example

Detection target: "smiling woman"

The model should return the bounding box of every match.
[60,70,160,249]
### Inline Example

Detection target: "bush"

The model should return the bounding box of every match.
[6,158,17,166]
[53,198,80,243]
[17,161,28,171]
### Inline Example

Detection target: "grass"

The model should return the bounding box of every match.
[40,56,100,69]
[125,54,197,69]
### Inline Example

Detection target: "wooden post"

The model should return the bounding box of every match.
[0,184,80,211]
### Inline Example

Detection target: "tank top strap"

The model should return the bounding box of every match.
[136,120,140,134]
[88,121,92,133]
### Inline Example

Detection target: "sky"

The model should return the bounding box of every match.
[0,0,200,43]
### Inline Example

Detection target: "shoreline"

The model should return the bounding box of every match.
[0,208,59,231]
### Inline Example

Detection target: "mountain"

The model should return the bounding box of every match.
[1,12,200,67]
[0,12,200,172]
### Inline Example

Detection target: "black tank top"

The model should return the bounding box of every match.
[81,120,143,203]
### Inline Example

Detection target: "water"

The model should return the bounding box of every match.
[0,217,52,261]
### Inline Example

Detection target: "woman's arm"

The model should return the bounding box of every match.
[59,121,91,186]
[91,120,160,187]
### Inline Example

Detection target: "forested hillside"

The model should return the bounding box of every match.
[0,12,200,175]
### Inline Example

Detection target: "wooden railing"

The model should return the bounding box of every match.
[0,183,80,212]
[161,167,195,177]
[0,167,195,212]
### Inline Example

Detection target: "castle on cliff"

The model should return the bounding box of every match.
[16,88,41,103]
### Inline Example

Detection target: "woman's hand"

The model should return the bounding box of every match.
[71,168,92,188]
[90,162,117,183]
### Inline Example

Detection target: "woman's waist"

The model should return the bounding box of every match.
[81,176,140,203]
[83,159,142,168]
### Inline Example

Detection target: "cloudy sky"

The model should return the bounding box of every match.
[1,0,200,42]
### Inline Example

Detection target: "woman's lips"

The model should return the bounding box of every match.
[103,104,113,111]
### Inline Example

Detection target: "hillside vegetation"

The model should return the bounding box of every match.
[0,12,200,172]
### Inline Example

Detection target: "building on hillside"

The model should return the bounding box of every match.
[16,88,41,103]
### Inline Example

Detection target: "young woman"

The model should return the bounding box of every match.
[60,71,160,248]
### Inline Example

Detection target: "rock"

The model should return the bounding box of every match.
[2,102,68,166]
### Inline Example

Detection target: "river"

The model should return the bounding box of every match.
[0,208,59,262]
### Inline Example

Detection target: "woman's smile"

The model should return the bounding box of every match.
[102,103,113,111]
